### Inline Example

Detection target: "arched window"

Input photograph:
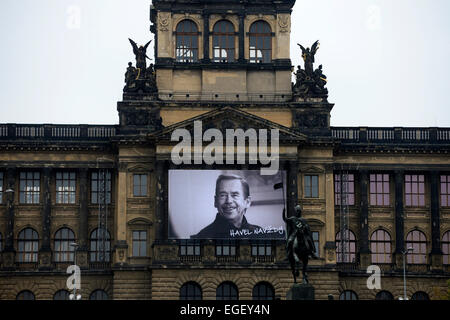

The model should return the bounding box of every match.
[16,290,35,300]
[176,20,199,63]
[411,291,429,300]
[252,282,275,300]
[335,230,357,263]
[90,289,109,300]
[54,228,76,262]
[89,228,111,262]
[406,230,427,264]
[375,291,394,300]
[53,290,70,300]
[370,229,392,263]
[249,21,272,63]
[339,290,358,300]
[180,282,202,300]
[17,228,39,262]
[212,20,235,62]
[216,281,238,300]
[442,231,450,265]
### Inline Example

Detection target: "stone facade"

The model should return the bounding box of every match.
[0,0,449,300]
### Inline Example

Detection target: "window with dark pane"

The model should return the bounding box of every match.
[212,20,235,62]
[369,174,390,206]
[133,174,147,197]
[91,171,112,204]
[252,282,275,300]
[216,282,238,300]
[180,282,203,300]
[53,290,70,300]
[312,231,320,257]
[19,171,40,204]
[411,291,429,300]
[375,291,393,300]
[305,175,319,198]
[251,240,272,256]
[54,228,75,262]
[335,229,357,263]
[370,229,392,263]
[176,20,199,62]
[179,239,201,256]
[215,240,236,256]
[17,228,39,262]
[339,290,358,300]
[440,175,450,207]
[132,230,147,257]
[405,174,425,207]
[56,172,76,204]
[90,289,109,300]
[249,21,272,63]
[89,228,111,262]
[443,231,450,265]
[16,290,35,300]
[406,230,427,264]
[334,173,354,205]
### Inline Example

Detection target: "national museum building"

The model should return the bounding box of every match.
[0,0,449,300]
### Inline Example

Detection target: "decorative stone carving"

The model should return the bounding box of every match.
[158,12,170,31]
[295,113,328,129]
[278,15,290,33]
[122,109,163,129]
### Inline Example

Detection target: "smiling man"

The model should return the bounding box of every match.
[191,174,269,239]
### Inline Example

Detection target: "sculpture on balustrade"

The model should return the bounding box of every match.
[124,38,157,95]
[293,40,328,99]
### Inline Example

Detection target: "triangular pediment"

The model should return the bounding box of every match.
[148,106,307,143]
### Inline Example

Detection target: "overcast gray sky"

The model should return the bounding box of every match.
[0,0,449,127]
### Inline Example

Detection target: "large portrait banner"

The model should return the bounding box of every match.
[169,170,286,240]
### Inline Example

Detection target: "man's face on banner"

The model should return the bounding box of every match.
[214,178,252,228]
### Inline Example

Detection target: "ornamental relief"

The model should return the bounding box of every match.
[278,14,290,33]
[158,12,170,32]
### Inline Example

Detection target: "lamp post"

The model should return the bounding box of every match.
[69,242,81,300]
[402,247,414,300]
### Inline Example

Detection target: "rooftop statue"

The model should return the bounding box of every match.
[129,38,152,78]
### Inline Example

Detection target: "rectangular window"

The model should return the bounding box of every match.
[179,240,201,256]
[0,172,3,204]
[334,174,354,205]
[251,241,272,256]
[19,172,40,204]
[312,231,320,257]
[215,240,236,256]
[56,172,76,204]
[440,175,450,207]
[369,174,390,206]
[132,231,147,257]
[305,175,319,198]
[133,174,147,197]
[405,174,425,207]
[91,171,111,204]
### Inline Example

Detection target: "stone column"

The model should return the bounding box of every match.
[238,14,245,62]
[113,163,128,265]
[77,168,89,268]
[430,171,443,270]
[155,161,167,240]
[287,160,298,217]
[393,170,405,269]
[39,167,52,269]
[3,168,16,268]
[359,170,370,268]
[203,12,210,62]
[324,166,336,265]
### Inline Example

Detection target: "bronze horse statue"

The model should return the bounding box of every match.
[283,205,317,284]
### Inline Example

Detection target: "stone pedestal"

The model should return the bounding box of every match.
[286,283,315,300]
